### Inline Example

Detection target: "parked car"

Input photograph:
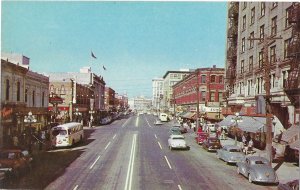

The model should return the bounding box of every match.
[168,135,188,150]
[0,149,33,177]
[202,137,222,152]
[236,156,278,184]
[169,127,181,136]
[216,145,245,164]
[195,132,209,145]
[172,124,187,134]
[277,179,299,190]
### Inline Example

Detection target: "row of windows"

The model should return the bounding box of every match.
[178,91,223,103]
[5,79,46,107]
[201,75,224,83]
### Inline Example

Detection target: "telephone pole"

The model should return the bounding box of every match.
[249,35,282,164]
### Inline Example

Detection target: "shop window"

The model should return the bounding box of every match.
[17,81,21,101]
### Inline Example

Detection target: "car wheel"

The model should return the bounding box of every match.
[248,174,253,183]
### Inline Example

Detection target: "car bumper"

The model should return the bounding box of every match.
[253,177,278,183]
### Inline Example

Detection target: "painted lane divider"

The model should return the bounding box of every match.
[90,155,101,169]
[73,185,78,190]
[164,156,172,169]
[105,142,111,150]
[178,184,183,190]
[113,134,117,139]
[154,134,157,139]
[157,141,162,150]
[124,134,137,190]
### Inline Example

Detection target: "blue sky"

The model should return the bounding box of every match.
[2,1,227,98]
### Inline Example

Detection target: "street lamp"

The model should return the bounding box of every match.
[24,111,37,151]
[231,112,243,145]
[74,108,81,122]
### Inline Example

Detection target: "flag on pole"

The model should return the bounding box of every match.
[103,65,106,71]
[91,51,97,59]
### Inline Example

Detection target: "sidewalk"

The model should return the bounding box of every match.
[221,137,299,183]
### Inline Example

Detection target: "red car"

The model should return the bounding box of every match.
[195,132,208,145]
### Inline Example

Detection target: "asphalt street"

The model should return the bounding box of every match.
[45,114,277,190]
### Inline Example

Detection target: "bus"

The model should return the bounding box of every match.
[159,113,168,122]
[51,122,84,148]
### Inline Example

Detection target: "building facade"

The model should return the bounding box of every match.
[224,2,299,129]
[104,87,116,111]
[130,96,152,113]
[173,66,225,122]
[1,57,49,148]
[152,78,164,112]
[162,70,192,112]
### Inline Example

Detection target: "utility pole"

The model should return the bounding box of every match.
[249,35,282,165]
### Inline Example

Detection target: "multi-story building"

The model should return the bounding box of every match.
[152,78,164,112]
[115,93,129,111]
[104,87,116,111]
[224,2,299,148]
[130,96,152,113]
[173,66,225,123]
[1,56,49,148]
[162,69,192,112]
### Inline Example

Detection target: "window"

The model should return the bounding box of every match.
[272,74,276,88]
[210,92,215,102]
[218,92,223,102]
[210,75,216,83]
[219,76,223,83]
[271,16,277,36]
[260,25,264,42]
[241,60,244,74]
[283,71,288,88]
[243,2,247,9]
[32,90,35,106]
[201,75,206,83]
[25,89,28,103]
[17,81,21,101]
[242,15,246,30]
[242,38,245,53]
[249,56,253,72]
[42,92,45,107]
[249,32,254,48]
[284,38,291,59]
[270,46,276,64]
[259,51,264,68]
[250,8,255,24]
[5,79,10,101]
[60,85,66,95]
[286,7,292,28]
[260,2,265,16]
[201,91,206,101]
[272,2,278,8]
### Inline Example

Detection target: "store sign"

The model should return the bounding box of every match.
[206,102,220,107]
[49,96,63,104]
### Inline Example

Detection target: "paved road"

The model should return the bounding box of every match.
[46,114,277,190]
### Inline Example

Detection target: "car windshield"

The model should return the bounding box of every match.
[52,129,67,136]
[173,137,184,140]
[209,139,219,143]
[254,160,266,165]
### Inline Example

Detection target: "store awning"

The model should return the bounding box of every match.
[281,125,300,144]
[205,112,223,121]
[182,112,195,119]
[217,115,235,127]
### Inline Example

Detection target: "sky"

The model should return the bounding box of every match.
[1,1,227,98]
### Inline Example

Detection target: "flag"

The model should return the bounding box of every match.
[91,51,97,59]
[103,65,106,70]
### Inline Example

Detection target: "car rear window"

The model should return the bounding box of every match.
[229,149,241,152]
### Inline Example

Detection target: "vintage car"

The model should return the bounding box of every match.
[195,132,209,145]
[216,145,245,164]
[236,156,278,184]
[169,127,182,136]
[202,137,222,152]
[277,179,299,190]
[168,135,188,150]
[0,149,33,177]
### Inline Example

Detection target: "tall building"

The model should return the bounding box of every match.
[162,69,192,111]
[152,78,163,112]
[224,2,299,144]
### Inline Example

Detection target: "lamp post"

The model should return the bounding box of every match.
[74,108,81,122]
[195,69,200,132]
[231,112,243,145]
[24,111,37,151]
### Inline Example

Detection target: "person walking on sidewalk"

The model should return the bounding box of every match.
[246,138,254,155]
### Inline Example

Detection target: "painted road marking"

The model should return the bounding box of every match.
[154,134,157,139]
[145,118,152,128]
[113,134,117,139]
[178,185,183,190]
[157,141,162,150]
[125,134,137,190]
[73,185,78,190]
[105,142,111,150]
[122,118,131,128]
[164,156,172,169]
[135,117,139,127]
[90,155,101,169]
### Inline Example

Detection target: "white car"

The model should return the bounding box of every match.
[168,135,188,150]
[154,120,163,125]
[216,145,245,164]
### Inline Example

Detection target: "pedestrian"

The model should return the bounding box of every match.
[246,138,253,155]
[12,133,19,147]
